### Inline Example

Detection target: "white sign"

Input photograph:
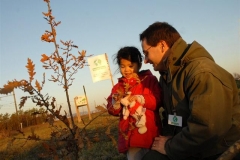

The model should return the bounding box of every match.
[88,54,111,83]
[74,95,87,106]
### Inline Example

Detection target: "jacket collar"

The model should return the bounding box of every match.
[160,38,214,83]
[161,38,189,82]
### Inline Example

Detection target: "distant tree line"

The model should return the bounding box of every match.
[233,73,240,89]
[236,80,240,89]
[0,107,48,137]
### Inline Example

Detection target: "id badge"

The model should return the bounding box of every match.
[168,114,182,127]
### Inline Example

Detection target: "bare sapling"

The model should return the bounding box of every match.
[0,0,92,159]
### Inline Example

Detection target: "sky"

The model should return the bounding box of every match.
[0,0,240,116]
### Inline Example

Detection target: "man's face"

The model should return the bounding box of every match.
[141,38,166,71]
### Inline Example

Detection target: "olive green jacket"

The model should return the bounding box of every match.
[160,38,240,160]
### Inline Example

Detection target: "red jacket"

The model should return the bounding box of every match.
[107,69,162,153]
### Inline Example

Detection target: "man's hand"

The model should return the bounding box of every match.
[151,135,171,155]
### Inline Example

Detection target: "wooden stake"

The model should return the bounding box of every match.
[83,85,92,120]
[105,53,114,87]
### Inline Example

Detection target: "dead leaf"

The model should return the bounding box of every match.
[41,54,49,62]
[25,58,36,83]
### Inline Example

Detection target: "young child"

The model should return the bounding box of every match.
[106,46,162,160]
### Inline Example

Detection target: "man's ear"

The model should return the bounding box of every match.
[158,40,169,53]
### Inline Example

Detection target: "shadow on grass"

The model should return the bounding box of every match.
[0,128,127,160]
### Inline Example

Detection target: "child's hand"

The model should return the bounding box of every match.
[128,95,138,103]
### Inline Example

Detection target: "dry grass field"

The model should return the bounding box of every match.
[0,111,127,160]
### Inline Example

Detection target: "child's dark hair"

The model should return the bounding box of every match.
[113,46,143,67]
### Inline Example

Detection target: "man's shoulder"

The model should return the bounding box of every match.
[185,57,230,76]
[182,57,235,88]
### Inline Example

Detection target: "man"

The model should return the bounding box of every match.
[140,22,240,160]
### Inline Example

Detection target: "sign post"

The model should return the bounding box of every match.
[74,94,89,123]
[74,95,85,122]
[74,86,92,123]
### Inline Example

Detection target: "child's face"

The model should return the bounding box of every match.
[120,59,139,79]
